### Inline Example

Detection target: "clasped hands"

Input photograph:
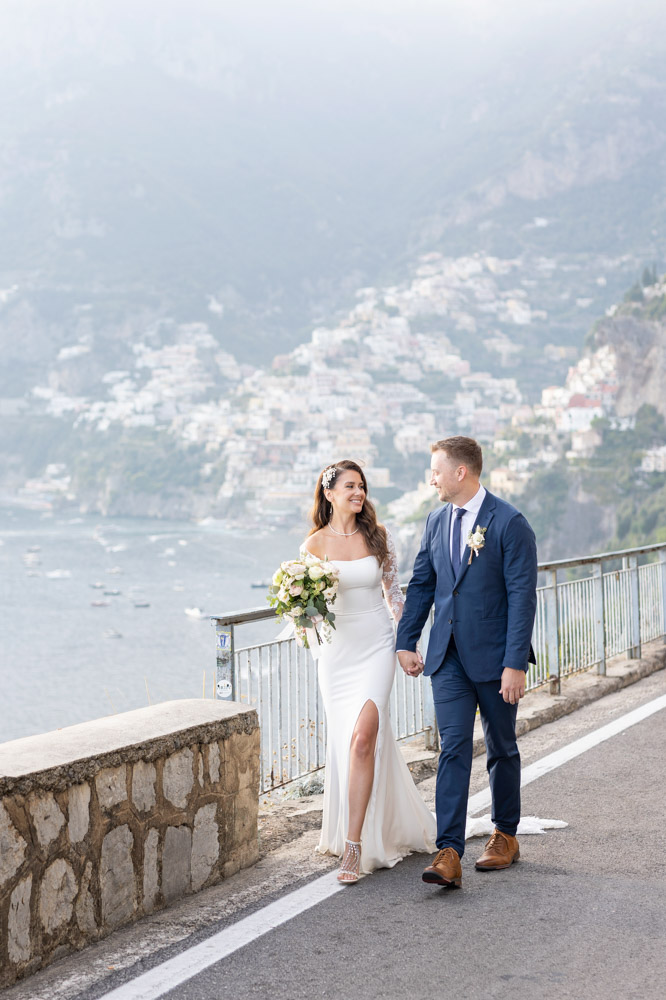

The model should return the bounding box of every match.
[398,650,423,677]
[398,651,526,704]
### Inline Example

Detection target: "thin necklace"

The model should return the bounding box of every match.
[328,522,359,537]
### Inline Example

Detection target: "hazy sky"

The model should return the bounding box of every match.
[1,0,665,64]
[1,0,664,113]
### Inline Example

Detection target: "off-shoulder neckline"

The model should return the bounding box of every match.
[329,555,376,563]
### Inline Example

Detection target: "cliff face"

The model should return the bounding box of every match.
[589,299,666,419]
[447,119,666,229]
[541,484,617,562]
[78,485,217,521]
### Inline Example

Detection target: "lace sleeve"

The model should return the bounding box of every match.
[382,528,405,623]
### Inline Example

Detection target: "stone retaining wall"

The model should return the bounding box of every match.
[0,700,260,988]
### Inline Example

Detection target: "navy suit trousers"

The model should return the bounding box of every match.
[431,640,521,856]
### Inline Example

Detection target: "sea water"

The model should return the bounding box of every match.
[0,508,302,743]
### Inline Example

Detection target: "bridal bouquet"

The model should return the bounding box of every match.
[268,554,340,649]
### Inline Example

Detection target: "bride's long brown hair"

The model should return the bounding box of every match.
[308,459,388,565]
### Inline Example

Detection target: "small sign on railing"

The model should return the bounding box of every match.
[215,624,235,700]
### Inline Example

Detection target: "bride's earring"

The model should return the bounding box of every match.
[329,503,333,517]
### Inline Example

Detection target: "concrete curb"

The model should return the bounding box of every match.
[257,640,666,854]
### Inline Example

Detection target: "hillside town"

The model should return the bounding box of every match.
[15,254,664,535]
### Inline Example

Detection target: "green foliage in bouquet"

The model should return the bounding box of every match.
[267,554,340,649]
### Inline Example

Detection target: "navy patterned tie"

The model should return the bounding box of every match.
[451,507,467,576]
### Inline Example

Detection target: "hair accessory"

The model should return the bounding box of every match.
[321,466,338,490]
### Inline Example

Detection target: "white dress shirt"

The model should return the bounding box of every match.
[450,485,486,566]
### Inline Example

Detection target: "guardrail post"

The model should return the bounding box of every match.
[592,561,606,675]
[214,620,236,700]
[628,555,641,659]
[546,569,560,694]
[420,608,439,750]
[422,678,439,751]
[660,548,666,645]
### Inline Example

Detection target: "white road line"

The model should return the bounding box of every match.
[99,691,666,1000]
[467,691,666,816]
[98,872,343,1000]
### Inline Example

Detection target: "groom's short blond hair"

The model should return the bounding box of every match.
[431,436,483,476]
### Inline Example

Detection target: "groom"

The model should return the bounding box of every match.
[397,436,537,887]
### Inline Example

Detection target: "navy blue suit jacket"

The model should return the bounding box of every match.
[396,490,537,682]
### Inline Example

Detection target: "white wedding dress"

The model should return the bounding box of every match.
[304,532,436,874]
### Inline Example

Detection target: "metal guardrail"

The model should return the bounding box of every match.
[212,543,666,793]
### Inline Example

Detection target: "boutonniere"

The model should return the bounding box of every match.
[467,525,487,564]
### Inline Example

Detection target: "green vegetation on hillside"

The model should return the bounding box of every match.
[72,428,212,496]
[0,414,222,501]
[582,406,666,548]
[582,406,664,502]
[518,460,571,546]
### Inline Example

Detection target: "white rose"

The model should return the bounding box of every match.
[289,584,303,596]
[308,564,325,580]
[323,586,336,600]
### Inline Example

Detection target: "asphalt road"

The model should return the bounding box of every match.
[8,670,666,1000]
[161,703,666,1000]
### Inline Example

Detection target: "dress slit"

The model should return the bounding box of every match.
[312,555,437,873]
[349,698,381,760]
[346,696,381,833]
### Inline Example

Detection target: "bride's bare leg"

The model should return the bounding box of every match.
[347,700,379,842]
[338,701,379,883]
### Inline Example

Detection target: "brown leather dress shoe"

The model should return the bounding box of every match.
[475,829,520,870]
[422,847,462,887]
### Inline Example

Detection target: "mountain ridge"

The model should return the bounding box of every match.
[2,3,666,378]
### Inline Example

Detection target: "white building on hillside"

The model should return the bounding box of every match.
[641,445,666,473]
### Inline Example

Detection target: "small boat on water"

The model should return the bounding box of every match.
[90,582,105,589]
[27,545,41,553]
[251,580,270,589]
[91,600,110,607]
[103,628,122,639]
[134,601,150,608]
[104,589,121,596]
[185,607,207,620]
[45,569,72,579]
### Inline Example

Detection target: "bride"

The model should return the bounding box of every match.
[302,459,436,883]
